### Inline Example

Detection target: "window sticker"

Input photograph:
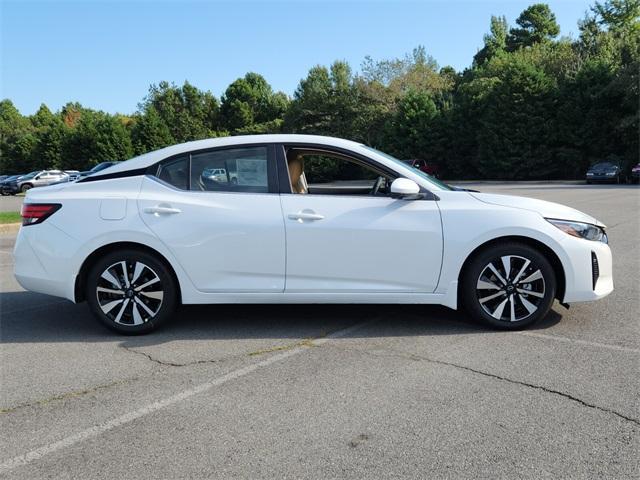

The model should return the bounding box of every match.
[235,158,267,186]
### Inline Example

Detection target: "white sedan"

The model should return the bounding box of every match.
[14,135,613,334]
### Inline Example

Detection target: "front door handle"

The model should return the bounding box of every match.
[288,211,325,222]
[144,206,182,215]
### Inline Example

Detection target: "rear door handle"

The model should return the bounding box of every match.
[288,211,325,222]
[144,206,182,215]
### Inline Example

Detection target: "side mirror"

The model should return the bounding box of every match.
[390,178,422,199]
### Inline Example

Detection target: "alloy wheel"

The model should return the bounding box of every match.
[96,260,164,326]
[475,254,546,323]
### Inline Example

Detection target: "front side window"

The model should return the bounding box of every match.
[191,147,269,193]
[285,148,393,196]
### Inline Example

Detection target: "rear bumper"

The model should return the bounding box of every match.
[13,223,80,302]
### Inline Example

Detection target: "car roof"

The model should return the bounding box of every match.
[92,135,364,178]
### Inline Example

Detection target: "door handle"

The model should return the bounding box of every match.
[144,206,182,215]
[288,211,325,222]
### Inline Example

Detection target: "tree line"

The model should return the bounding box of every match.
[0,0,637,179]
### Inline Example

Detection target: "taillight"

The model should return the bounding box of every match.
[20,203,61,226]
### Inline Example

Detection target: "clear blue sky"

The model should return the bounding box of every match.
[2,0,593,115]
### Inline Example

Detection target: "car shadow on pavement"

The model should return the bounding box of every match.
[0,291,562,346]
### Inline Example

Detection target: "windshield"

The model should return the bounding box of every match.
[90,162,113,172]
[591,162,615,169]
[362,146,453,191]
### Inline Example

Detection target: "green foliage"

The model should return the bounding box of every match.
[220,73,289,133]
[130,107,173,155]
[507,3,560,50]
[593,0,640,31]
[140,81,219,143]
[474,16,509,66]
[0,1,638,180]
[62,109,133,169]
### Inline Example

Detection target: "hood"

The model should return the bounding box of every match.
[470,192,604,227]
[588,165,618,173]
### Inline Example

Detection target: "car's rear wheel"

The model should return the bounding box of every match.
[462,242,556,329]
[86,250,177,334]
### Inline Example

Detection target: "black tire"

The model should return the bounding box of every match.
[85,249,177,334]
[461,242,556,330]
[20,184,32,193]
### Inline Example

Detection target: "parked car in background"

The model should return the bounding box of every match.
[18,170,69,193]
[79,161,120,178]
[402,159,440,178]
[3,170,70,194]
[64,170,81,181]
[0,175,9,182]
[631,164,640,184]
[0,175,24,195]
[586,162,624,184]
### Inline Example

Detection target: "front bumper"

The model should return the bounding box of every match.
[562,238,613,303]
[586,174,617,182]
[1,184,19,194]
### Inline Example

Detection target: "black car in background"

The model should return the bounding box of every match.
[586,162,624,184]
[79,161,120,178]
[0,175,24,195]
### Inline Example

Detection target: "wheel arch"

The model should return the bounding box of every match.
[457,235,566,305]
[74,241,182,304]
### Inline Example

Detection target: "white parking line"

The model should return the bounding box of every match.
[519,331,640,354]
[0,319,374,474]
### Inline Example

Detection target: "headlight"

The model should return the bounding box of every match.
[606,172,615,176]
[547,219,608,243]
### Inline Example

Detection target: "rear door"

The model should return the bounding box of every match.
[138,144,286,293]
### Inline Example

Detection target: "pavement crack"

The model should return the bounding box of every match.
[0,378,138,414]
[248,337,320,356]
[119,344,223,367]
[355,347,640,427]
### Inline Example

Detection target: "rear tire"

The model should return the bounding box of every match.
[85,249,177,334]
[461,242,556,330]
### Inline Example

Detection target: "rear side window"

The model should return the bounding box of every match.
[190,147,268,193]
[157,156,189,190]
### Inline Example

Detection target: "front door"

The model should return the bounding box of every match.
[280,147,443,293]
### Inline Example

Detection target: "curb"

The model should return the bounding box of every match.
[0,223,21,235]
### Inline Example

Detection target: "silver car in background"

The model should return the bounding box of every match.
[16,170,69,193]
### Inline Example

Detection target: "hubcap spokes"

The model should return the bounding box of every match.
[476,255,545,322]
[96,261,163,325]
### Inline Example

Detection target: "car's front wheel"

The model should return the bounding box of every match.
[86,249,177,334]
[20,184,32,193]
[462,242,556,329]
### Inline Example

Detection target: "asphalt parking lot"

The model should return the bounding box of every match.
[0,183,638,479]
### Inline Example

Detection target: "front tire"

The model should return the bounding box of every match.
[86,249,177,334]
[20,184,32,193]
[461,242,556,329]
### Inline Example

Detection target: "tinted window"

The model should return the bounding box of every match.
[191,147,268,193]
[158,156,189,190]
